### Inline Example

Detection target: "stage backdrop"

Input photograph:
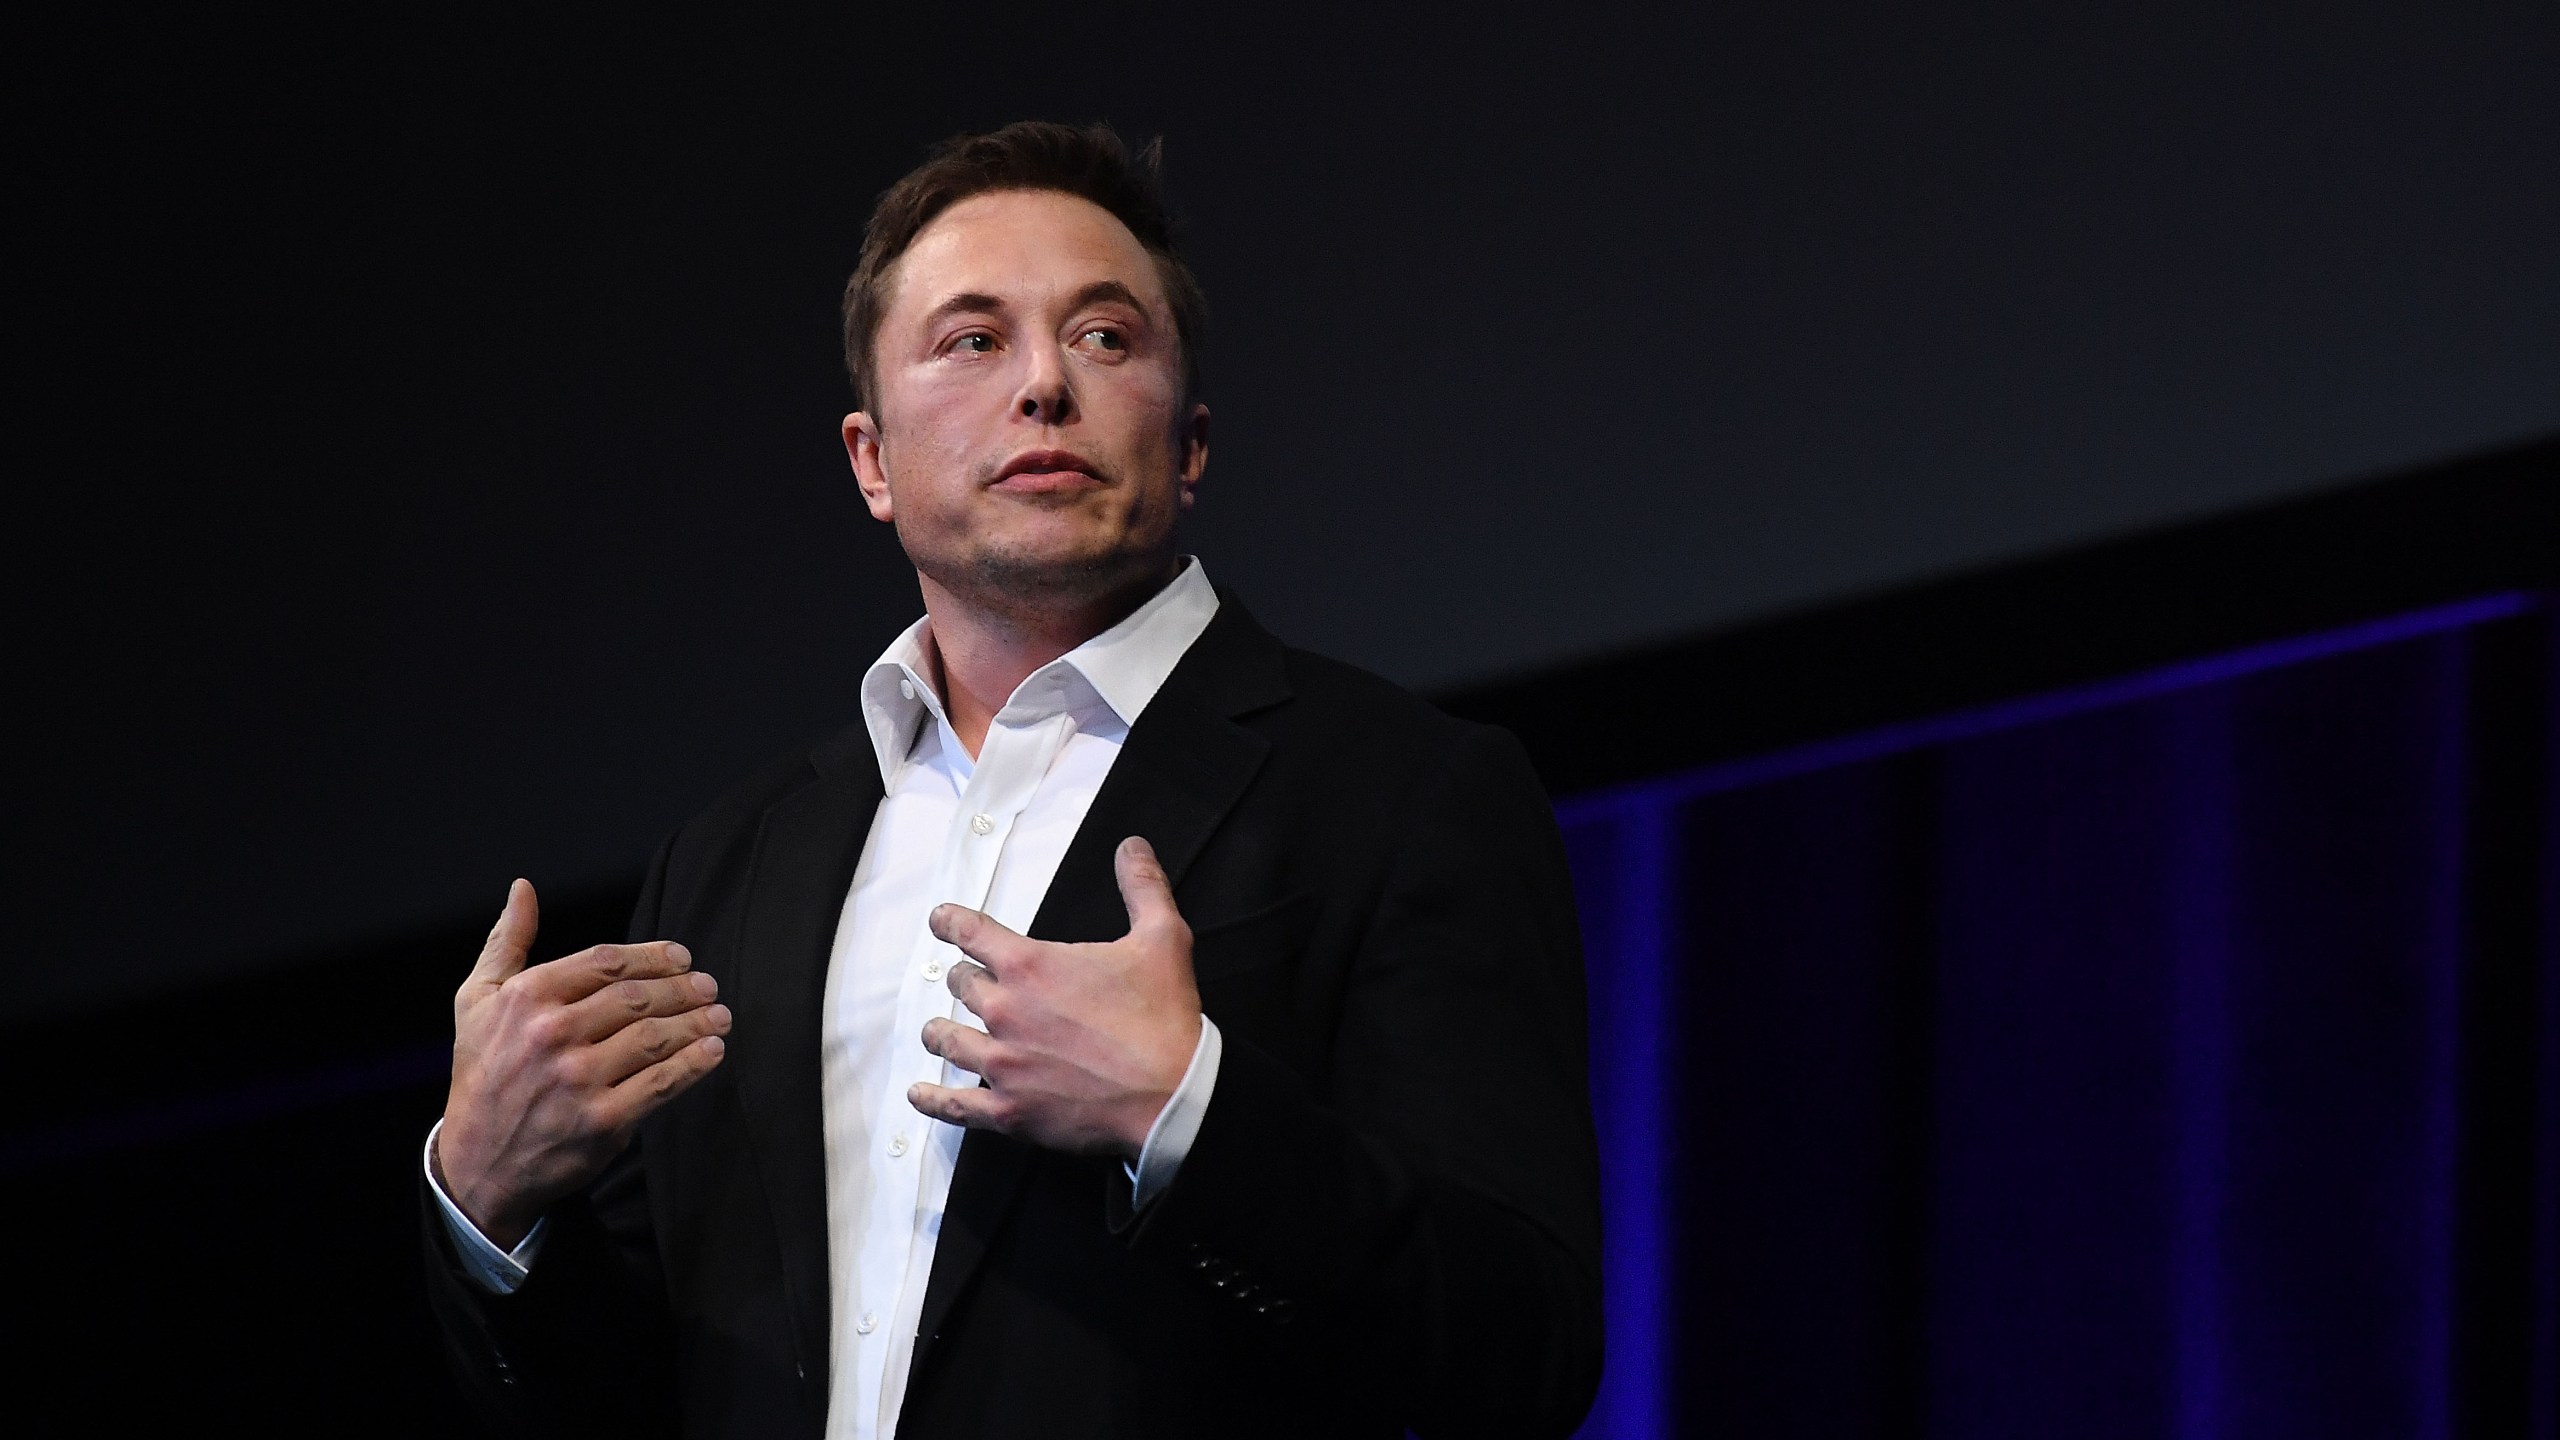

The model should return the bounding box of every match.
[1564,595,2557,1439]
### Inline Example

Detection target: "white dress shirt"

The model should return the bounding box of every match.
[426,559,1226,1440]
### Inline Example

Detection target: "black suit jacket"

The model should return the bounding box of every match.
[425,598,1604,1438]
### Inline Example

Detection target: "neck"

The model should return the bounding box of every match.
[918,559,1179,757]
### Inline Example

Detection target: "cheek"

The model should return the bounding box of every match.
[882,393,992,493]
[1088,367,1186,455]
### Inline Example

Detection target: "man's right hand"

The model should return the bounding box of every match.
[434,879,731,1250]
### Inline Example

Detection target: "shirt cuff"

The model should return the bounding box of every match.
[1125,1016,1221,1211]
[424,1118,548,1295]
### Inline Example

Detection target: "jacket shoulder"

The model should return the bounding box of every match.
[1262,643,1555,819]
[1274,644,1467,739]
[650,721,867,899]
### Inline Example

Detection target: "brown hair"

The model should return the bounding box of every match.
[840,121,1207,413]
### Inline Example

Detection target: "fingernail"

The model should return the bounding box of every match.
[707,1004,732,1029]
[668,943,692,969]
[928,906,953,937]
[700,1035,725,1057]
[690,971,717,998]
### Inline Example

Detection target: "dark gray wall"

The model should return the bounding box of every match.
[15,1,2557,1020]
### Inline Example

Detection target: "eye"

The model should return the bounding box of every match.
[951,333,996,354]
[1078,327,1126,352]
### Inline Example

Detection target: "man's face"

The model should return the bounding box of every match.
[844,188,1208,612]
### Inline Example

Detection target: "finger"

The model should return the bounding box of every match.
[596,1033,727,1129]
[515,939,695,1004]
[945,957,998,1012]
[1112,836,1184,941]
[928,904,1028,977]
[591,1004,733,1086]
[561,970,720,1043]
[920,1017,996,1076]
[467,879,540,986]
[908,1080,1009,1132]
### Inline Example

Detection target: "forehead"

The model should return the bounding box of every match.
[884,189,1167,321]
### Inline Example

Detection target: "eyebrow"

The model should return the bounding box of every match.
[916,281,1155,331]
[920,291,1008,328]
[1064,280,1151,319]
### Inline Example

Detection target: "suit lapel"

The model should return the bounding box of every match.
[908,599,1292,1370]
[731,733,883,1384]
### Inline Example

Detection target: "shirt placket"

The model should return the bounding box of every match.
[848,701,1073,1439]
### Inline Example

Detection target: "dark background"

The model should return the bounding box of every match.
[13,0,2557,1022]
[7,3,2557,1432]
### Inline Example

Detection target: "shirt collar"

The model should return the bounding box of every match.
[856,558,1221,787]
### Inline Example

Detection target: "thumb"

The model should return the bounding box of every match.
[468,878,540,986]
[1113,837,1182,940]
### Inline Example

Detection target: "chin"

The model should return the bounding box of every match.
[948,539,1155,603]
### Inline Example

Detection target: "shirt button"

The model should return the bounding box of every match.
[922,960,942,981]
[856,1312,879,1335]
[899,679,916,701]
[969,814,994,836]
[888,1133,910,1157]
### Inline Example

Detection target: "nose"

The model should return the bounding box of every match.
[1014,344,1076,426]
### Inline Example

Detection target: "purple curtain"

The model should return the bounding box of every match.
[1565,596,2558,1439]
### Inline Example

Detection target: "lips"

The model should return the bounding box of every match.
[991,449,1102,490]
[993,448,1095,481]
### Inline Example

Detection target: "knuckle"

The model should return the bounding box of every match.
[591,945,628,979]
[617,978,651,1013]
[523,1009,569,1049]
[971,989,1011,1029]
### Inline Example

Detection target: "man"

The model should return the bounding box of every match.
[423,121,1602,1439]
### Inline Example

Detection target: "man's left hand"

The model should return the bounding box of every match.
[909,836,1203,1157]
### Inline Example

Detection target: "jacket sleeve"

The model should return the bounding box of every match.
[1115,724,1605,1438]
[420,833,686,1438]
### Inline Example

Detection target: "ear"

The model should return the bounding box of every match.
[1176,401,1210,513]
[844,411,895,523]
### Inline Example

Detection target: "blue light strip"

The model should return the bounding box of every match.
[2167,698,2235,1440]
[1588,805,1674,1440]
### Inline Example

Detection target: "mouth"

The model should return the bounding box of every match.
[989,448,1105,495]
